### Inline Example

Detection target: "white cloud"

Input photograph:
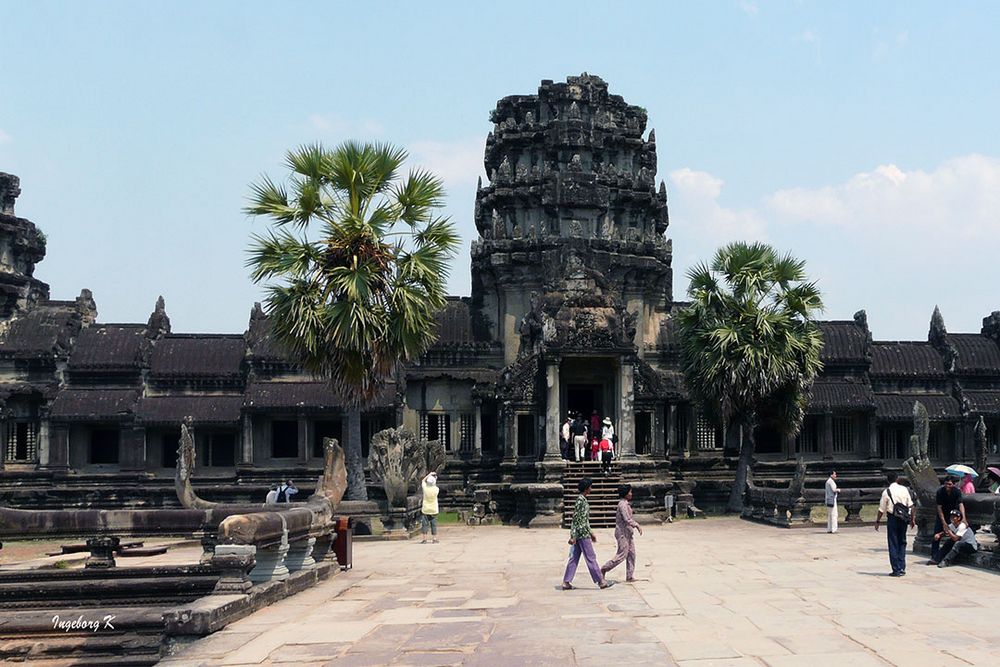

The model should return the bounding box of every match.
[0,129,10,144]
[408,138,486,187]
[738,0,758,16]
[668,155,1000,337]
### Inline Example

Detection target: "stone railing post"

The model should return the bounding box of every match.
[285,536,316,572]
[212,545,257,594]
[843,501,863,523]
[85,536,120,569]
[249,526,290,583]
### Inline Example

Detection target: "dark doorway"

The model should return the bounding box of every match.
[566,384,602,421]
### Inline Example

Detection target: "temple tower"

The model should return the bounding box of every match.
[470,74,675,463]
[0,172,49,322]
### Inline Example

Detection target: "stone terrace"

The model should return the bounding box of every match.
[161,519,1000,667]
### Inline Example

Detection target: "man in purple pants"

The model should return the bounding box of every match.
[562,477,613,590]
[601,484,643,582]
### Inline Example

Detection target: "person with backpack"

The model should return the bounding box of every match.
[276,480,298,503]
[874,474,915,577]
[570,414,588,462]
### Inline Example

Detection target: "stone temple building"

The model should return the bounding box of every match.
[1,74,999,515]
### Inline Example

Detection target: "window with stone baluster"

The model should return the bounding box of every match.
[4,419,39,463]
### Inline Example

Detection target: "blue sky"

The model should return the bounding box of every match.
[2,1,999,339]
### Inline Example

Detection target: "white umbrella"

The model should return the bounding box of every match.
[945,464,978,478]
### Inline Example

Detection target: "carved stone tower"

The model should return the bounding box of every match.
[0,173,49,321]
[471,75,675,465]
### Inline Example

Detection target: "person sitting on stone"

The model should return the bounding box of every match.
[936,509,978,568]
[929,476,965,565]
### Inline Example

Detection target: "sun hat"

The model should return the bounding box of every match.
[602,417,612,425]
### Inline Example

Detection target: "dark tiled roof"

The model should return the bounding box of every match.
[406,368,499,384]
[875,394,960,421]
[870,342,945,377]
[135,395,243,425]
[431,298,473,345]
[149,335,245,377]
[49,388,139,421]
[67,325,147,369]
[245,381,394,410]
[950,334,1000,375]
[0,302,79,358]
[963,390,1000,416]
[817,321,870,365]
[245,305,294,362]
[806,380,875,412]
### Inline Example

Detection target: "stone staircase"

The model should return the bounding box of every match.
[561,461,623,529]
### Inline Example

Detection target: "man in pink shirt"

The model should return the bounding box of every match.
[600,484,643,582]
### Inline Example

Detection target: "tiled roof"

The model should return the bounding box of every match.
[806,380,875,412]
[149,335,245,377]
[135,395,244,425]
[875,394,961,421]
[950,334,1000,375]
[67,324,147,369]
[817,321,870,365]
[870,342,945,377]
[244,304,294,362]
[431,298,473,345]
[0,301,79,359]
[963,390,1000,416]
[245,381,394,410]
[49,388,139,421]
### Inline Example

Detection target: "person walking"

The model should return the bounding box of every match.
[601,484,643,582]
[601,417,615,444]
[570,414,588,462]
[420,471,440,544]
[825,471,840,533]
[562,477,612,590]
[929,476,966,564]
[599,437,614,475]
[875,474,915,577]
[560,417,571,460]
[936,509,979,568]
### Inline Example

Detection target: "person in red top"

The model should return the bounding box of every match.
[590,437,600,463]
[589,410,601,444]
[599,437,614,475]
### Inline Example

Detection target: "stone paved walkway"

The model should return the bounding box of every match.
[161,518,1000,666]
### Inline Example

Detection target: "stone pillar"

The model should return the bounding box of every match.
[120,426,146,472]
[784,432,796,460]
[867,412,878,458]
[241,413,254,466]
[652,403,666,458]
[822,412,834,460]
[85,536,119,569]
[44,425,70,470]
[619,363,636,459]
[249,536,290,583]
[666,403,677,458]
[685,406,696,459]
[473,398,483,459]
[211,544,256,594]
[36,418,50,469]
[284,537,316,572]
[297,413,308,464]
[543,358,561,460]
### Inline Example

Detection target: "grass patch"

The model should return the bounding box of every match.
[52,560,72,569]
[436,511,461,525]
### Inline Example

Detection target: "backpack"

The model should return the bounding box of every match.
[276,485,288,503]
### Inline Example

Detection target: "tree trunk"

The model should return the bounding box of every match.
[727,424,755,513]
[346,407,367,501]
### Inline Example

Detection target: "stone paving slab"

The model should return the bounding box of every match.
[161,518,1000,666]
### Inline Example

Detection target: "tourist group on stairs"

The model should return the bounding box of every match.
[561,413,617,474]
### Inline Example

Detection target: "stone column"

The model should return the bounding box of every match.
[867,412,878,458]
[619,362,636,459]
[666,403,677,458]
[297,413,308,464]
[652,404,665,458]
[36,418,50,469]
[473,398,483,459]
[503,403,516,462]
[284,537,316,572]
[543,358,561,460]
[241,413,254,467]
[686,406,696,458]
[822,412,834,460]
[211,544,256,594]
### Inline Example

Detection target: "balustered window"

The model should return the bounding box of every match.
[421,413,451,451]
[832,416,856,455]
[4,420,39,463]
[878,426,910,460]
[695,413,721,450]
[459,414,475,453]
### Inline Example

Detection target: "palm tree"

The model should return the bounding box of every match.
[676,242,824,513]
[245,142,459,501]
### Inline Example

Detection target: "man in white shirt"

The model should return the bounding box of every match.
[825,471,840,534]
[936,509,979,568]
[874,474,915,577]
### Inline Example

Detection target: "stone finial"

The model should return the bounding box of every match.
[250,301,266,324]
[853,309,868,331]
[658,181,667,200]
[0,173,21,215]
[75,289,98,326]
[476,175,482,191]
[975,415,988,477]
[146,295,171,339]
[929,306,958,373]
[648,129,656,143]
[982,310,1000,342]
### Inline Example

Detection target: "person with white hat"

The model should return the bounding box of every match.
[421,471,440,544]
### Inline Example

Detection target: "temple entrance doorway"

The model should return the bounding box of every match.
[559,356,618,426]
